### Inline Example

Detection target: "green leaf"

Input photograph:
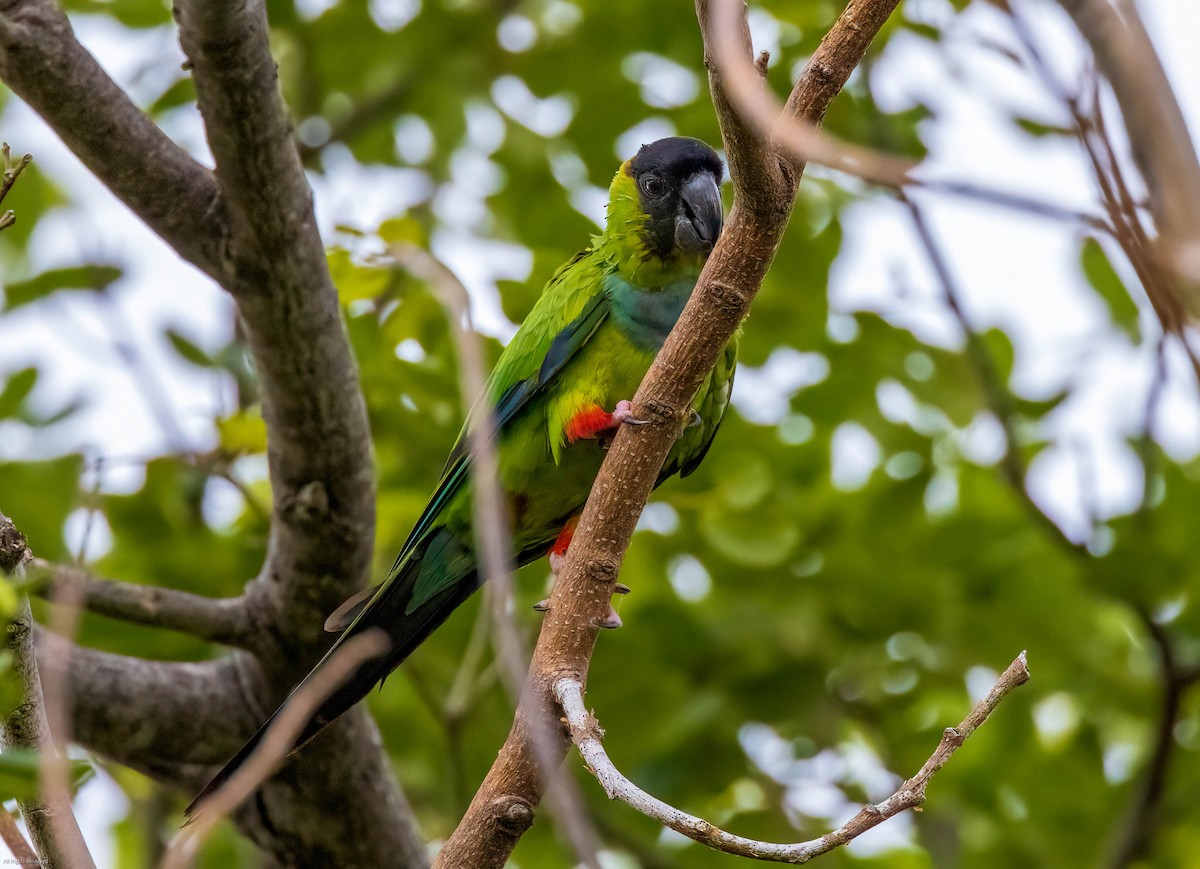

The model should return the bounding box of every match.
[0,367,37,419]
[0,577,16,623]
[217,408,268,455]
[167,329,216,368]
[1015,117,1074,137]
[902,21,942,41]
[0,457,84,560]
[328,248,395,304]
[980,328,1015,386]
[0,750,94,802]
[2,265,122,311]
[1081,238,1141,341]
[147,77,197,116]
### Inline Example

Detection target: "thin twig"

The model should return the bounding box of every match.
[1107,613,1200,869]
[26,559,250,648]
[705,0,914,188]
[0,808,38,865]
[555,652,1030,863]
[1056,0,1200,288]
[385,244,603,868]
[0,2,225,280]
[913,177,1110,231]
[0,142,32,231]
[162,629,391,869]
[903,196,1086,556]
[704,3,1112,237]
[38,571,84,855]
[0,513,96,869]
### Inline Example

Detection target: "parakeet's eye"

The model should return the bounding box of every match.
[640,176,666,197]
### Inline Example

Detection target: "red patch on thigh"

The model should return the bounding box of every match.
[565,404,614,442]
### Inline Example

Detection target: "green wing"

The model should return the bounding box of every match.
[326,248,611,630]
[663,331,739,482]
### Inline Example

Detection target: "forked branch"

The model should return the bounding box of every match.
[556,653,1030,863]
[28,559,250,647]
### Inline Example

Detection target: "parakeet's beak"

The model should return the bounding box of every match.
[674,171,723,254]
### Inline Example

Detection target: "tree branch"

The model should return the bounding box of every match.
[5,0,424,863]
[174,0,376,644]
[165,630,392,869]
[28,559,251,647]
[700,0,913,191]
[0,514,96,869]
[902,196,1088,556]
[163,4,431,864]
[0,806,37,866]
[34,630,260,770]
[0,0,226,281]
[434,2,902,865]
[1056,0,1200,294]
[1107,615,1200,869]
[556,652,1030,863]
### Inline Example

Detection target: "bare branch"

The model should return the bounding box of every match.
[37,570,83,860]
[903,196,1089,556]
[35,630,261,770]
[164,630,391,869]
[4,1,425,864]
[0,807,37,865]
[1057,0,1200,293]
[28,559,250,648]
[701,0,1114,234]
[913,177,1110,231]
[556,652,1029,863]
[435,3,902,866]
[0,0,225,280]
[700,0,914,192]
[1107,615,1200,869]
[0,514,96,869]
[1005,4,1200,399]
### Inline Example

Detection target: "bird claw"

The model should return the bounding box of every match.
[532,598,550,613]
[612,399,648,427]
[614,582,631,595]
[688,409,702,429]
[548,551,565,575]
[595,605,623,630]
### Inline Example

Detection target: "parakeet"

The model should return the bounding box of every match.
[187,136,738,814]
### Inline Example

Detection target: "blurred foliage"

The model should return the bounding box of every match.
[1,0,1198,867]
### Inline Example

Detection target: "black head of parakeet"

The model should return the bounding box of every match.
[628,137,725,257]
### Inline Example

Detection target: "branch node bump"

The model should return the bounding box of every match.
[281,481,331,527]
[490,796,534,837]
[584,559,617,582]
[0,518,28,574]
[708,281,747,313]
[639,399,679,426]
[581,710,604,742]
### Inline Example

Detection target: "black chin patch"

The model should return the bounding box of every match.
[627,137,724,260]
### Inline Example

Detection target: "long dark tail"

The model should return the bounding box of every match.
[185,528,478,818]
